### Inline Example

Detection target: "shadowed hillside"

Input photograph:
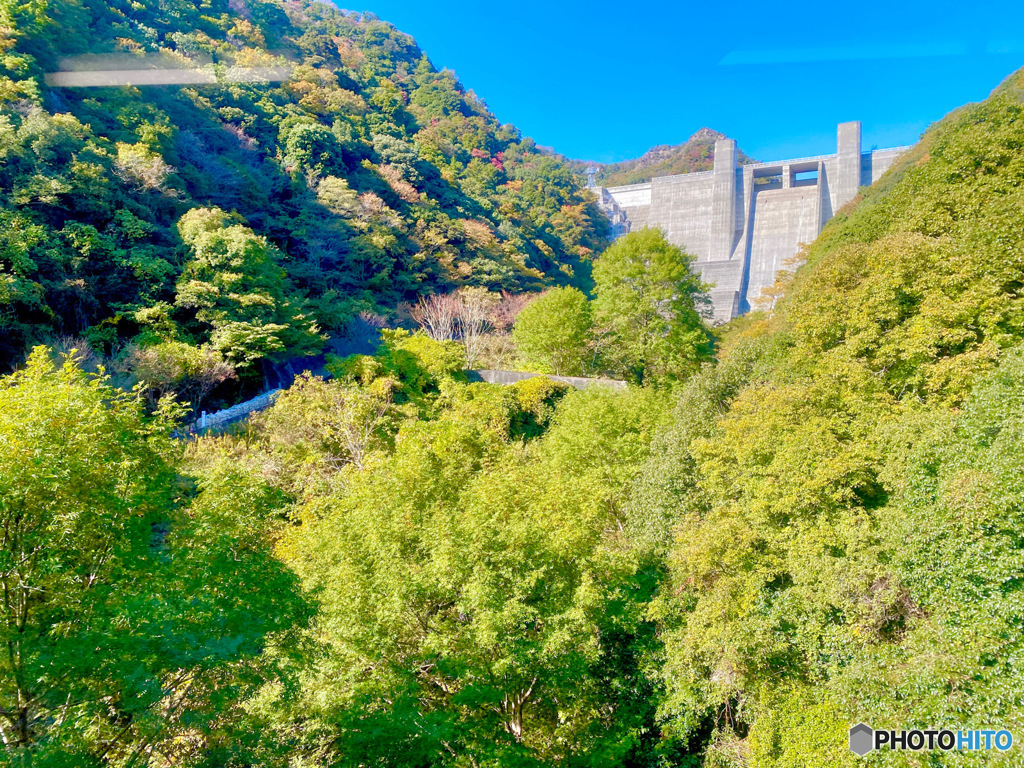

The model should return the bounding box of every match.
[0,0,609,375]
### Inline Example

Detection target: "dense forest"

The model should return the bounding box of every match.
[4,0,1024,766]
[0,0,608,389]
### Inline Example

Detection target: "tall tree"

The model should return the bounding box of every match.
[512,286,593,376]
[592,228,712,385]
[175,207,324,368]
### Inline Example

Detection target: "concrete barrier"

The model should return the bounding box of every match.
[179,369,627,439]
[468,370,627,391]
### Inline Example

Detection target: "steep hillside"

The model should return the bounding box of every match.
[590,127,756,187]
[637,66,1024,764]
[0,0,608,372]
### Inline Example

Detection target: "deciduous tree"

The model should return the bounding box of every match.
[592,228,712,385]
[512,286,593,375]
[175,207,323,367]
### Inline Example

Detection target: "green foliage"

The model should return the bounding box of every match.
[836,349,1024,762]
[746,684,850,768]
[268,383,674,766]
[645,67,1024,766]
[175,207,323,367]
[370,327,466,402]
[512,286,593,375]
[780,72,1024,405]
[121,338,235,413]
[5,2,1024,765]
[0,0,609,372]
[281,118,345,176]
[254,373,396,494]
[0,348,178,758]
[507,375,571,438]
[592,228,713,385]
[0,348,310,765]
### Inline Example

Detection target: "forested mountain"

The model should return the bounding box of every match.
[0,0,608,374]
[587,127,756,187]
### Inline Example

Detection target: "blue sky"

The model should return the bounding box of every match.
[354,0,1024,163]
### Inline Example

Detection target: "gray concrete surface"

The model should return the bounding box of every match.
[594,122,910,323]
[468,370,628,390]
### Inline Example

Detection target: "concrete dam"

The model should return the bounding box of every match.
[593,122,909,322]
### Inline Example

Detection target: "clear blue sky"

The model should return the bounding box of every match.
[353,0,1024,163]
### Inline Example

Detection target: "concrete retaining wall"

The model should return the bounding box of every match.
[185,388,282,435]
[180,368,628,438]
[467,370,628,391]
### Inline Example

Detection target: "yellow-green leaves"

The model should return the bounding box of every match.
[592,228,713,385]
[272,382,673,764]
[512,286,593,376]
[175,207,323,367]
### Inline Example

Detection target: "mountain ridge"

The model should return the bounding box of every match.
[586,127,757,187]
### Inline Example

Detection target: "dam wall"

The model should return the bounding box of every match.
[597,122,910,322]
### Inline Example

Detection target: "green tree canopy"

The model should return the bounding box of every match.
[592,228,712,385]
[271,384,673,766]
[175,207,324,367]
[512,286,593,376]
[0,348,310,764]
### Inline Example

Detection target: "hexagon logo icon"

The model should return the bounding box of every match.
[849,723,874,756]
